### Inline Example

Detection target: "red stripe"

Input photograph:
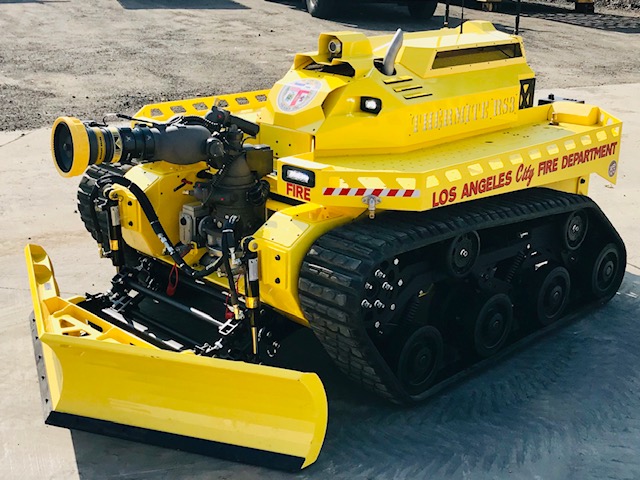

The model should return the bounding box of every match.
[324,187,335,195]
[339,189,350,196]
[388,189,399,197]
[403,190,413,197]
[355,188,367,196]
[372,188,383,196]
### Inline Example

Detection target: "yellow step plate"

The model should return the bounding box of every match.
[25,244,327,471]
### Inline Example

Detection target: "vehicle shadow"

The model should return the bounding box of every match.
[116,0,248,10]
[69,270,640,479]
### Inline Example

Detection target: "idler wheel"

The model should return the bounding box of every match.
[389,325,443,396]
[563,210,589,251]
[470,293,513,358]
[591,243,623,299]
[445,231,480,278]
[533,266,571,326]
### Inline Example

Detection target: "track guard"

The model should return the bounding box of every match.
[25,244,327,471]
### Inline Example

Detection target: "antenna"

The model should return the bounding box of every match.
[514,0,522,34]
[382,29,403,76]
[460,0,465,34]
[444,0,450,27]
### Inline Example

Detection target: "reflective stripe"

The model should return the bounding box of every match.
[322,187,420,198]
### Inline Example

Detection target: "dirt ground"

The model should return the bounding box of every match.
[0,0,639,132]
[1,1,640,479]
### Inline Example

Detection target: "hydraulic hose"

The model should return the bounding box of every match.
[96,175,222,279]
[220,215,242,319]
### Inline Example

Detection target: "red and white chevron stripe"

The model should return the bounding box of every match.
[322,187,420,197]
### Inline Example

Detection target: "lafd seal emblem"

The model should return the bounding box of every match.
[277,79,322,112]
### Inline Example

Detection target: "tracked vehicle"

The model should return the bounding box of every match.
[26,21,625,470]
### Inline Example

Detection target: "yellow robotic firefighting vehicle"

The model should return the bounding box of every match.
[26,21,625,470]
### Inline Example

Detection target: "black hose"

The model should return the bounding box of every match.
[221,215,241,309]
[222,256,240,310]
[178,115,219,132]
[97,175,222,279]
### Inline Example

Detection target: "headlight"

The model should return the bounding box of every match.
[360,97,382,115]
[282,165,315,187]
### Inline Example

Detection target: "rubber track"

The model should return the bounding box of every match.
[77,164,126,247]
[298,188,625,404]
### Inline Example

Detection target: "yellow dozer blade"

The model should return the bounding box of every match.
[25,244,327,470]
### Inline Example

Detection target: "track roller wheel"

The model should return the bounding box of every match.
[563,210,588,251]
[445,231,480,278]
[532,266,571,326]
[470,293,513,358]
[591,243,623,299]
[388,325,443,396]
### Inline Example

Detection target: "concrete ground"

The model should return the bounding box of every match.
[0,0,640,480]
[3,83,638,480]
